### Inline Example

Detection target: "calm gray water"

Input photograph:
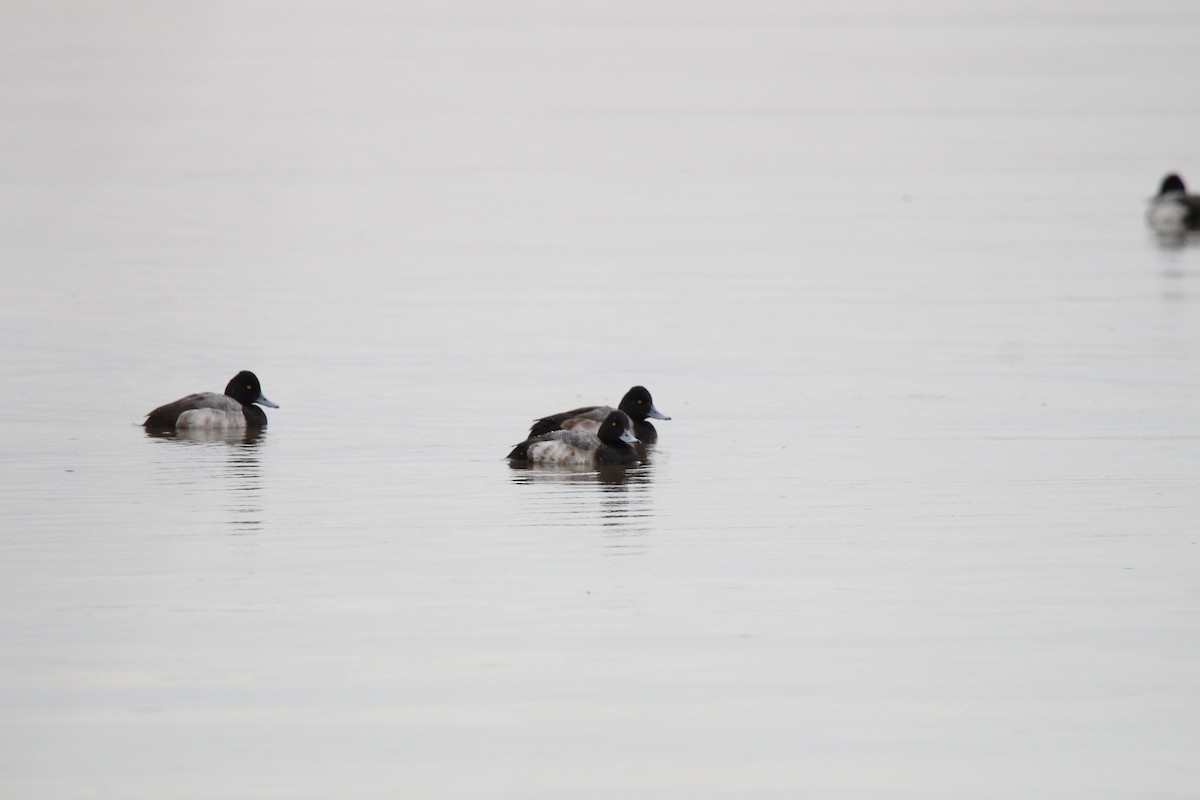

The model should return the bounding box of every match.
[2,1,1199,797]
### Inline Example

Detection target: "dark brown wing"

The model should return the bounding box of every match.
[144,392,240,428]
[528,404,612,437]
[508,428,595,461]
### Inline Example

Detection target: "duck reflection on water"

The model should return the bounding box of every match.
[143,425,266,533]
[507,453,656,544]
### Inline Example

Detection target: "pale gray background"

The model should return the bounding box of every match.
[2,1,1199,797]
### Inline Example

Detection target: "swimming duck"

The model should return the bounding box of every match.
[508,410,640,466]
[1147,173,1200,235]
[144,370,279,430]
[527,385,670,443]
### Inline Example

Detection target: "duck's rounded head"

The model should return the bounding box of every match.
[224,371,279,408]
[599,410,639,446]
[618,385,671,422]
[1158,173,1187,196]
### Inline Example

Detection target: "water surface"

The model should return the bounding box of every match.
[2,1,1199,797]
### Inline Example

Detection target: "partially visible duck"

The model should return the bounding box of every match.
[144,370,279,430]
[508,410,640,467]
[528,385,671,443]
[1147,173,1200,235]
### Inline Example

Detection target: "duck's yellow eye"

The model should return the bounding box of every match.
[246,384,252,390]
[611,421,617,427]
[637,399,643,404]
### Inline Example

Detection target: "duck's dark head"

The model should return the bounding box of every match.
[1158,173,1187,196]
[224,371,279,409]
[617,385,671,423]
[598,410,638,446]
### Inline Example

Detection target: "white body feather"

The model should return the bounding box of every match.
[176,407,248,430]
[167,394,246,429]
[1147,198,1189,235]
[526,429,605,466]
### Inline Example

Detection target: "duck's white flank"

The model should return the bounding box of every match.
[1147,198,1190,235]
[176,408,248,429]
[527,438,597,466]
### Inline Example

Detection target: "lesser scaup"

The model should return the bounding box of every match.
[144,370,279,430]
[508,409,640,466]
[1147,173,1200,235]
[528,385,671,443]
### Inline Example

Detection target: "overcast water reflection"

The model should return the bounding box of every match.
[144,428,266,534]
[2,1,1200,798]
[508,462,657,546]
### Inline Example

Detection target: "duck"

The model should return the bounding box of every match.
[527,385,671,443]
[144,370,279,430]
[508,410,640,467]
[1147,173,1200,235]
